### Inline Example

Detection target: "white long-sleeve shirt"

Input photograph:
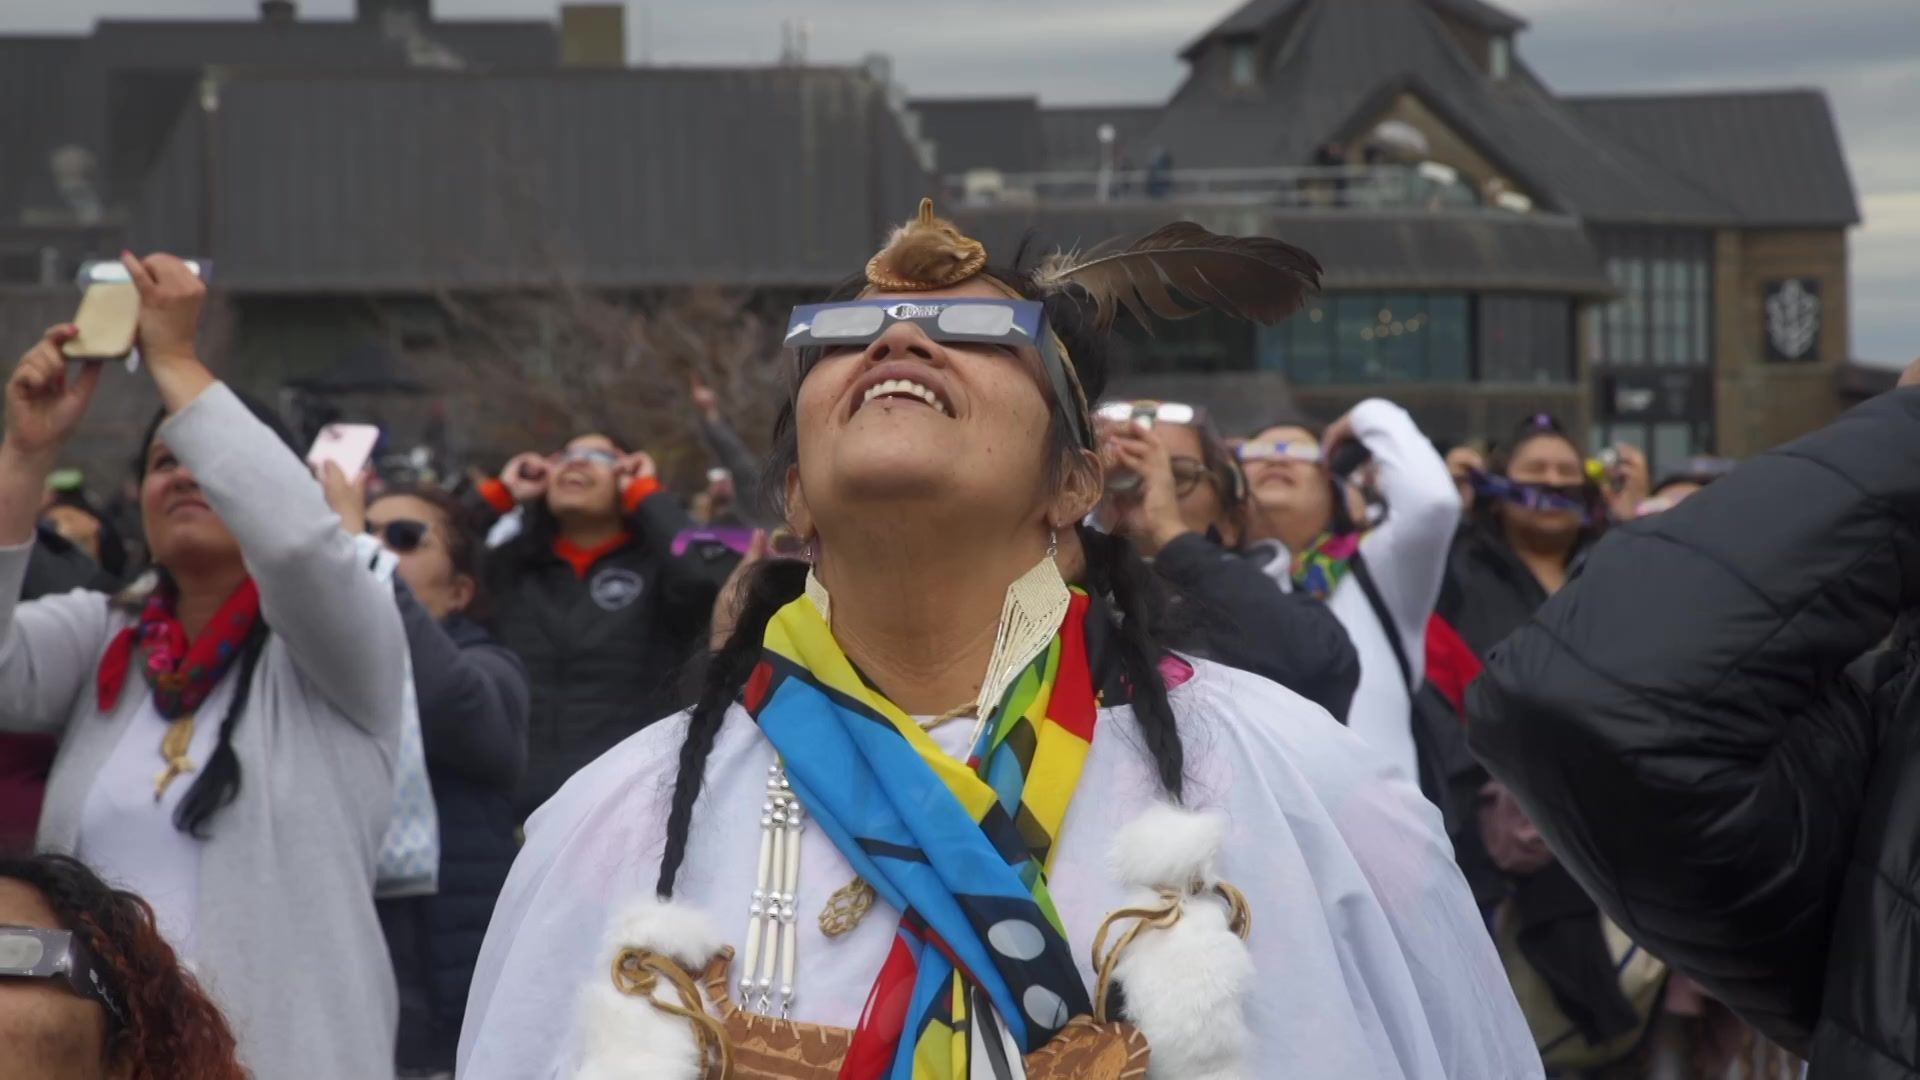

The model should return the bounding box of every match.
[1254,398,1460,782]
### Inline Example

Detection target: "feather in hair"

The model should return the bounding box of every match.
[1033,221,1322,331]
[866,197,989,292]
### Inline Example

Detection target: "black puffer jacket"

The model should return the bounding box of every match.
[1469,388,1920,1077]
[378,589,529,1073]
[1154,532,1359,721]
[488,492,733,817]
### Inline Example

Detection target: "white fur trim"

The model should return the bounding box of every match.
[1108,801,1227,889]
[571,897,727,1080]
[1107,804,1252,1080]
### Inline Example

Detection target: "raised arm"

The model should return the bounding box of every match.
[127,253,405,733]
[1341,399,1459,647]
[0,325,114,730]
[1469,387,1920,1051]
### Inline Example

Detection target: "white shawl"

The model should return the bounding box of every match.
[458,659,1540,1079]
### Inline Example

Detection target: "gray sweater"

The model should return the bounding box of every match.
[0,383,405,1079]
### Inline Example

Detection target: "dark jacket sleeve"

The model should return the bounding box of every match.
[697,415,771,523]
[22,527,116,600]
[1468,388,1920,1053]
[394,582,531,792]
[1154,532,1361,722]
[628,489,734,639]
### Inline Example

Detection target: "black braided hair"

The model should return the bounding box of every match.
[1074,525,1184,798]
[173,620,269,839]
[654,262,1188,900]
[656,559,808,898]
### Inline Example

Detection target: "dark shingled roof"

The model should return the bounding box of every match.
[955,204,1614,296]
[1567,91,1861,227]
[1151,0,1738,224]
[0,38,88,221]
[909,98,1046,173]
[130,68,932,292]
[1429,0,1527,33]
[0,14,558,221]
[1037,105,1166,172]
[1179,0,1303,59]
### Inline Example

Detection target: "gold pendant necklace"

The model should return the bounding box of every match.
[153,714,196,802]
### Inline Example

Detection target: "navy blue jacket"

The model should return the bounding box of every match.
[378,587,530,1073]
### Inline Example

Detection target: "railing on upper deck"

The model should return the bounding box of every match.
[939,163,1534,214]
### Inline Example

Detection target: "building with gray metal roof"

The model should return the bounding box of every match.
[917,0,1862,464]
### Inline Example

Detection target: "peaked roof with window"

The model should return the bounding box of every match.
[1042,0,1856,228]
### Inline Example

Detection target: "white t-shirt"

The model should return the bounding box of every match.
[74,674,238,961]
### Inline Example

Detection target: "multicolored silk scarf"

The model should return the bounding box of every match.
[1290,530,1363,599]
[97,578,262,718]
[746,590,1100,1080]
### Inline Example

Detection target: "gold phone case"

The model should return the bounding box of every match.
[61,283,140,360]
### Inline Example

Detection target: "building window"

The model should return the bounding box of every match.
[1478,294,1575,383]
[1594,229,1713,368]
[1118,310,1254,374]
[1228,43,1258,88]
[1489,36,1511,80]
[1256,292,1472,384]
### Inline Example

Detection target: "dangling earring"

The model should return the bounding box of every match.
[975,523,1072,720]
[802,532,831,624]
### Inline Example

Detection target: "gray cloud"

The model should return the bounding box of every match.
[9,0,1914,361]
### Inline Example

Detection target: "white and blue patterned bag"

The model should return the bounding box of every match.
[354,534,441,899]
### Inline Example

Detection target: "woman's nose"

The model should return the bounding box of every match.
[862,320,939,364]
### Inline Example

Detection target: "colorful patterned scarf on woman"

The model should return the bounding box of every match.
[1289,530,1363,600]
[746,590,1101,1080]
[96,578,262,717]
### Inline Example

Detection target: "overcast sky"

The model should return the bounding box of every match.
[8,0,1916,364]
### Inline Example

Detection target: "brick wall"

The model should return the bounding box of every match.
[1713,227,1850,456]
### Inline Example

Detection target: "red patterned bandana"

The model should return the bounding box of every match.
[97,579,262,719]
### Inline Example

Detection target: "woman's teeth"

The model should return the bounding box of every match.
[862,378,949,416]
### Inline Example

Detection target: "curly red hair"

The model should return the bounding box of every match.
[1,854,245,1080]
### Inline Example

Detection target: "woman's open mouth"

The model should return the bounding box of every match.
[859,377,951,416]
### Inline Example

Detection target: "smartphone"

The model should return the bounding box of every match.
[307,423,381,480]
[61,283,141,360]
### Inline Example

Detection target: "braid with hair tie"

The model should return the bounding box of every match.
[656,559,809,899]
[1075,525,1185,800]
[173,620,270,839]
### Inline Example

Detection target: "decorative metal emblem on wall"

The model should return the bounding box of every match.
[1764,278,1822,362]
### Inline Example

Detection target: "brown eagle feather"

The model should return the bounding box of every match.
[1033,221,1323,331]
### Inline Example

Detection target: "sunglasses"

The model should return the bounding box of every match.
[557,448,621,469]
[366,519,430,553]
[0,925,126,1031]
[1234,438,1322,465]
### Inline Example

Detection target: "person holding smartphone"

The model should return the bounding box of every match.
[1093,401,1360,721]
[473,436,735,819]
[1238,401,1459,785]
[0,253,405,1077]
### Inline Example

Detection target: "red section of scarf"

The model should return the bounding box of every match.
[97,578,261,719]
[840,927,924,1080]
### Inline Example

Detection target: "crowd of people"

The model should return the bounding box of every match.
[0,218,1899,1080]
